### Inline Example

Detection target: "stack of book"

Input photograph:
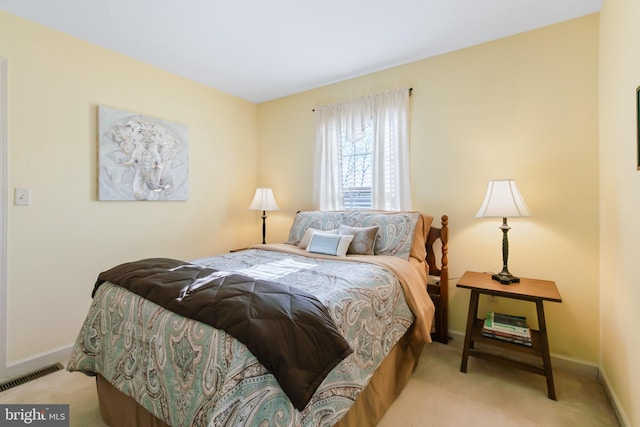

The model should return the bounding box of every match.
[482,312,532,346]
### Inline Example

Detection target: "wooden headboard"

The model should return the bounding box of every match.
[425,215,449,344]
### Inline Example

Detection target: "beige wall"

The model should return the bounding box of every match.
[1,11,259,364]
[259,15,600,364]
[599,0,640,425]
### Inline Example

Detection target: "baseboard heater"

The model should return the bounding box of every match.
[0,363,64,392]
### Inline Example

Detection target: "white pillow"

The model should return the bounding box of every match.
[298,227,338,249]
[306,233,354,257]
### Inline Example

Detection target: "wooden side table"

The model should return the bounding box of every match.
[456,271,562,400]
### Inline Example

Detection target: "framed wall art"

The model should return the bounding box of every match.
[98,106,189,201]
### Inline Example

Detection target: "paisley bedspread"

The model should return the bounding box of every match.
[67,246,432,427]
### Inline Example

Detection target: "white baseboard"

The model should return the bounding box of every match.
[447,330,598,377]
[599,368,631,427]
[3,344,73,383]
[550,352,599,378]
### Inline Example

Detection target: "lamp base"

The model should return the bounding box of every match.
[491,272,520,285]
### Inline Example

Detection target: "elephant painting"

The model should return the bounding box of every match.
[98,106,189,201]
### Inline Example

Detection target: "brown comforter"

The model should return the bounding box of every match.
[93,257,353,410]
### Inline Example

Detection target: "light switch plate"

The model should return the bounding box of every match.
[15,188,31,206]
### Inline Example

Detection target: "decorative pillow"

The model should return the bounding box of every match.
[298,227,338,249]
[339,225,379,255]
[306,233,354,257]
[344,211,420,260]
[286,211,345,246]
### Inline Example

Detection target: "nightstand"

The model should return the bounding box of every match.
[456,271,562,400]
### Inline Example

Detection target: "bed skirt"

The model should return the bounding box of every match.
[95,325,423,427]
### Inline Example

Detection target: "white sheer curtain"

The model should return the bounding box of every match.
[313,102,344,210]
[313,88,412,211]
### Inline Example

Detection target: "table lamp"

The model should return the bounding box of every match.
[249,188,279,244]
[475,179,531,284]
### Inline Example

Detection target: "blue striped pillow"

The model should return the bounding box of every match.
[306,233,353,257]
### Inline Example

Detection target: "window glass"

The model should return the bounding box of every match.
[341,127,372,209]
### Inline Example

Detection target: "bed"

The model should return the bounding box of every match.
[67,210,449,427]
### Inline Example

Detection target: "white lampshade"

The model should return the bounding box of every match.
[249,188,279,211]
[475,179,531,218]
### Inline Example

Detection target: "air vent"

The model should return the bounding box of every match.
[0,363,64,392]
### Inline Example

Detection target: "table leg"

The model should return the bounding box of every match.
[460,290,480,373]
[536,299,556,400]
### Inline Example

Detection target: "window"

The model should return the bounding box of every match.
[313,88,412,211]
[341,127,373,209]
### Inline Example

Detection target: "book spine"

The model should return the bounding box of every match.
[488,312,530,334]
[484,323,530,337]
[482,329,531,341]
[482,332,532,346]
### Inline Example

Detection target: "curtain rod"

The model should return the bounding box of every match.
[312,87,413,112]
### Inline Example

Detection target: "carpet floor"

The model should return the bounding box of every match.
[0,339,619,426]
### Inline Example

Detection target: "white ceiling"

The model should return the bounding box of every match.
[0,0,602,103]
